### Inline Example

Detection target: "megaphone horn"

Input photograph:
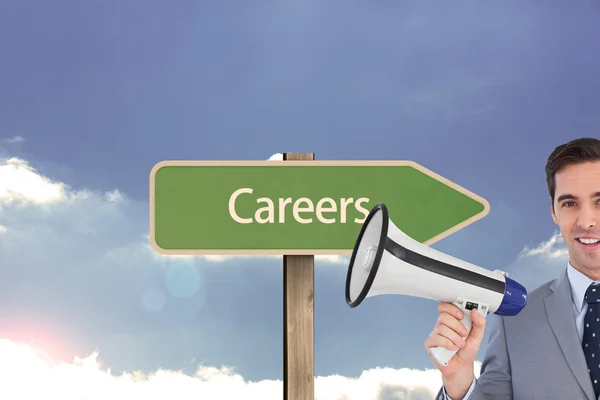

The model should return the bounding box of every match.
[345,203,527,367]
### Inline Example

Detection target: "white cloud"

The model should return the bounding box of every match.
[314,254,348,264]
[0,136,25,145]
[267,153,283,161]
[517,231,568,260]
[0,338,481,400]
[502,230,569,291]
[0,157,69,206]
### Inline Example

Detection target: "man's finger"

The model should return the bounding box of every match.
[467,309,487,343]
[438,302,464,319]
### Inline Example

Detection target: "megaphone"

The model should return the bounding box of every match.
[345,203,527,366]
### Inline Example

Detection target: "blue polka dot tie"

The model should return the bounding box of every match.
[583,282,600,399]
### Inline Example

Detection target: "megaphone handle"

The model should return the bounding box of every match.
[429,298,489,367]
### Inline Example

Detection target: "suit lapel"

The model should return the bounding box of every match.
[544,268,596,400]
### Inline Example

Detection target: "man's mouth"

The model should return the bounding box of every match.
[577,237,600,246]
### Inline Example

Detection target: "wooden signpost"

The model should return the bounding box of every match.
[149,154,490,400]
[282,152,315,400]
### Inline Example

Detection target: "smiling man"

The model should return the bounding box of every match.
[552,156,600,278]
[424,137,600,400]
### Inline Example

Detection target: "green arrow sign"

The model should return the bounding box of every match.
[149,160,489,255]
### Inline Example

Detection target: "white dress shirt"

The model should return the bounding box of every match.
[442,262,596,400]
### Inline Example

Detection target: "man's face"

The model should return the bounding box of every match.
[551,160,600,276]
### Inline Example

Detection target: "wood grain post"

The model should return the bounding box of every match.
[283,152,315,400]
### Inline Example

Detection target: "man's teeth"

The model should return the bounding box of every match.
[579,238,600,244]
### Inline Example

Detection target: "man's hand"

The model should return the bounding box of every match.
[424,302,487,399]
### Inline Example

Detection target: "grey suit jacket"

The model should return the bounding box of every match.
[435,267,598,400]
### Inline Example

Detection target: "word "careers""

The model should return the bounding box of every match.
[228,188,370,224]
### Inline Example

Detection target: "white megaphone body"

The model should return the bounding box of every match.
[345,203,528,367]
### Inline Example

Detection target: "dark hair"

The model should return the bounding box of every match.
[545,137,600,204]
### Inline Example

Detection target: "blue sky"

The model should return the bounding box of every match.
[1,1,599,399]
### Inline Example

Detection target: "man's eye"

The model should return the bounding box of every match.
[563,201,576,207]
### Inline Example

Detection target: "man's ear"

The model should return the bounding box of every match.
[551,204,558,225]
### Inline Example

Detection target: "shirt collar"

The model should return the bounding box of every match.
[568,262,600,312]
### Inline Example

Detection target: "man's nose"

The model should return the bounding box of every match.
[578,205,598,230]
